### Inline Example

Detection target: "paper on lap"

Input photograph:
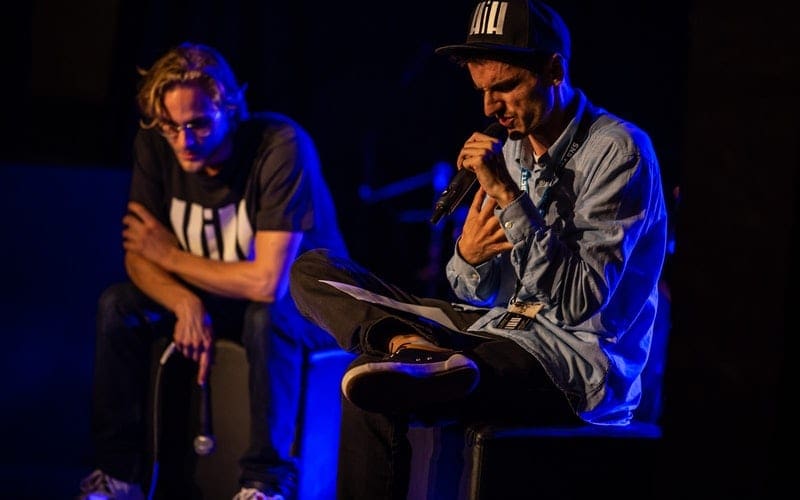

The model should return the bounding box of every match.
[319,280,459,331]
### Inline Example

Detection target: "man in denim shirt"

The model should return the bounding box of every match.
[290,1,668,497]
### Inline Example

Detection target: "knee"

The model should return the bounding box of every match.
[97,282,127,310]
[291,248,342,294]
[96,282,169,339]
[242,302,271,336]
[241,302,284,349]
[96,283,134,332]
[290,249,329,300]
[291,248,330,282]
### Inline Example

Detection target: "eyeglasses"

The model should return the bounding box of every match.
[157,111,220,140]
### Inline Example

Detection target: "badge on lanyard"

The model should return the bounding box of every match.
[496,301,543,330]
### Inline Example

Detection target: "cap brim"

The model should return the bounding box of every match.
[434,43,537,59]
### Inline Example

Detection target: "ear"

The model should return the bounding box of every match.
[545,53,566,84]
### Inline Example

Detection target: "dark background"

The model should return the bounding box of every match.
[0,0,794,498]
[0,0,686,291]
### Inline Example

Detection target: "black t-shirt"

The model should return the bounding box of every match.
[129,111,348,262]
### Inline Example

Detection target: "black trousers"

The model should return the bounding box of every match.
[290,249,579,500]
[91,281,336,490]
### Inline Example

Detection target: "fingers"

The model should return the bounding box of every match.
[177,342,203,361]
[470,129,503,144]
[173,312,214,385]
[458,131,500,169]
[125,202,159,228]
[172,336,214,385]
[126,201,146,218]
[176,336,212,361]
[469,186,486,211]
[196,337,214,385]
[122,203,147,233]
[469,188,499,219]
[459,143,488,170]
[197,351,210,386]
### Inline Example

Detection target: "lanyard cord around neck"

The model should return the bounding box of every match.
[511,108,594,304]
[520,109,594,216]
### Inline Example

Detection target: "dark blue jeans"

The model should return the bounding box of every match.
[290,249,578,499]
[91,281,337,489]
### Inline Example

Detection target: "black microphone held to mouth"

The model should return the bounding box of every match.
[430,123,507,225]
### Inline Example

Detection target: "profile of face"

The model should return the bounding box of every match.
[468,59,553,140]
[158,82,231,174]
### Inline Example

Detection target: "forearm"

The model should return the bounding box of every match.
[156,230,303,303]
[125,252,203,314]
[159,248,281,302]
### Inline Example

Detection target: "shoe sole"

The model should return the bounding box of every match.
[341,354,479,413]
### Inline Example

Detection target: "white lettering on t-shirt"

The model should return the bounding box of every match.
[169,198,254,261]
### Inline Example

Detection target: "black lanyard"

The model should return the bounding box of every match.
[510,107,594,305]
[521,108,594,216]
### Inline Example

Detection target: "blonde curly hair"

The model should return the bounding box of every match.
[136,42,249,129]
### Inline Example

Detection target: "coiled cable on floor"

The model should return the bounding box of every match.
[146,341,176,500]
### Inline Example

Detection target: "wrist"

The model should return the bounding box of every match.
[496,185,524,208]
[173,294,203,318]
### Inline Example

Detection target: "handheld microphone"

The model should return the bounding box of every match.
[193,381,216,456]
[430,123,507,224]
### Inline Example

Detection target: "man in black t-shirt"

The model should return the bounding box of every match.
[78,42,347,500]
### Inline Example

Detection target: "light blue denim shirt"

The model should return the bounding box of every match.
[445,91,668,425]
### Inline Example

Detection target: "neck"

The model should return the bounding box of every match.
[202,135,234,177]
[529,85,578,156]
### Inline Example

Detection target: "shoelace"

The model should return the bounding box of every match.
[235,488,284,500]
[79,470,112,495]
[388,346,439,362]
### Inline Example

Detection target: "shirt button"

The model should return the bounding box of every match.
[504,221,514,229]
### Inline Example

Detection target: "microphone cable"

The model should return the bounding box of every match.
[146,341,176,500]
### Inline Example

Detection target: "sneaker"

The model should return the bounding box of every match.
[233,487,284,500]
[341,347,480,413]
[78,469,144,500]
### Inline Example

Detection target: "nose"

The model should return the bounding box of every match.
[176,128,199,147]
[482,91,502,117]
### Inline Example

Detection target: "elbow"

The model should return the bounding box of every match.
[250,275,289,304]
[250,283,276,303]
[251,292,275,304]
[124,252,146,281]
[559,286,606,326]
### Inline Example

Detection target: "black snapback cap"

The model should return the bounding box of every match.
[435,0,571,61]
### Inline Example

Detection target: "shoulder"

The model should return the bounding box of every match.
[242,111,312,144]
[133,126,161,146]
[580,108,662,197]
[587,108,656,160]
[133,126,172,160]
[235,113,322,177]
